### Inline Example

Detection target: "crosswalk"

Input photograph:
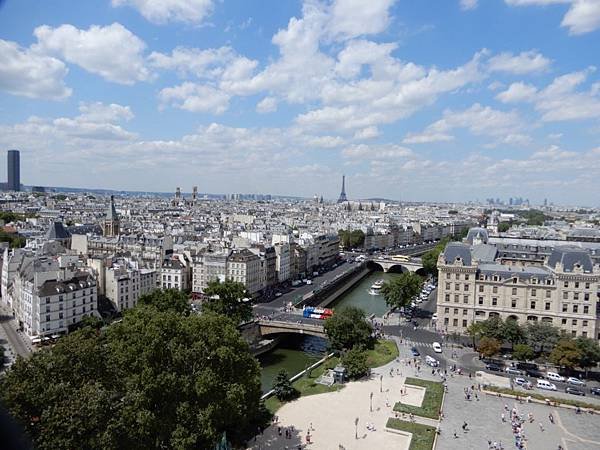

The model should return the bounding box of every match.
[398,338,436,348]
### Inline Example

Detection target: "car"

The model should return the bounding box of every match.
[425,355,439,367]
[546,372,565,382]
[566,377,585,386]
[526,368,545,378]
[591,387,600,396]
[516,362,538,371]
[432,342,442,353]
[410,347,420,357]
[486,363,503,372]
[506,367,521,375]
[565,387,586,396]
[431,313,438,321]
[537,379,557,391]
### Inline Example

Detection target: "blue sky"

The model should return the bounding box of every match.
[0,0,599,205]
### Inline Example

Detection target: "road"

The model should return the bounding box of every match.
[0,306,32,359]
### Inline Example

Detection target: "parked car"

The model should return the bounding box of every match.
[514,377,533,389]
[410,347,420,357]
[525,368,545,378]
[566,377,585,386]
[565,387,585,396]
[537,379,557,391]
[516,362,538,371]
[425,355,439,367]
[506,367,521,375]
[591,387,600,396]
[432,342,442,353]
[486,363,503,372]
[546,372,565,382]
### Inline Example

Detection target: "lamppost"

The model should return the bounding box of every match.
[380,374,383,393]
[370,391,373,412]
[355,417,359,439]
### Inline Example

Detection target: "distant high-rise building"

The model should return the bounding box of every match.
[7,150,20,191]
[337,175,348,203]
[192,186,198,203]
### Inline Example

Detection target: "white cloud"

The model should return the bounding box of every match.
[488,50,551,74]
[111,0,214,24]
[0,39,71,100]
[342,143,414,160]
[505,0,600,35]
[158,82,230,114]
[496,82,538,103]
[327,0,396,41]
[460,0,479,10]
[402,132,454,144]
[256,97,278,113]
[77,102,134,123]
[33,23,150,84]
[148,46,235,78]
[354,126,380,139]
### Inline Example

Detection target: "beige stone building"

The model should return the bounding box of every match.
[436,241,600,340]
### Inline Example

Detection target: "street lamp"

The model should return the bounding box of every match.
[370,391,373,412]
[355,417,359,439]
[380,374,383,393]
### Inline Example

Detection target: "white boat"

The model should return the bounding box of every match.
[369,279,384,295]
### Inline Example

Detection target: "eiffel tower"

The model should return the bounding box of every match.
[337,175,348,203]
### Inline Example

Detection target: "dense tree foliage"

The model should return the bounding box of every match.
[338,229,365,250]
[518,209,548,226]
[272,370,298,401]
[478,337,502,358]
[575,336,600,371]
[203,279,252,324]
[502,318,526,348]
[381,272,422,309]
[421,238,449,277]
[549,339,581,370]
[512,344,535,362]
[342,346,369,379]
[497,222,510,232]
[525,322,560,353]
[0,293,266,450]
[0,230,25,248]
[324,306,373,351]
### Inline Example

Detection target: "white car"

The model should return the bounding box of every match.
[546,372,565,382]
[431,313,438,321]
[566,377,585,386]
[432,342,442,353]
[425,355,439,367]
[537,379,557,391]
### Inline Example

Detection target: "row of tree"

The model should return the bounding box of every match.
[0,288,268,450]
[469,317,600,371]
[337,229,365,250]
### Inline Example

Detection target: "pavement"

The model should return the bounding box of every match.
[0,305,33,362]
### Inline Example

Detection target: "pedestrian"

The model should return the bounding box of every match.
[539,423,544,432]
[278,426,282,436]
[453,431,458,438]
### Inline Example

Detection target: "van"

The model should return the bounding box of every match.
[537,379,557,391]
[546,371,564,382]
[432,342,442,353]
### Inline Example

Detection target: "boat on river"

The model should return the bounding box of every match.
[369,279,384,295]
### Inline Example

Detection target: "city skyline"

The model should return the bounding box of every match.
[1,0,600,204]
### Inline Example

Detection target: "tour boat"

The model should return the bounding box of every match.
[369,279,384,295]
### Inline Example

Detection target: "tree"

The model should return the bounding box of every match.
[549,339,581,371]
[478,337,502,358]
[466,321,484,349]
[324,306,373,351]
[575,337,600,372]
[381,272,422,310]
[338,229,365,250]
[272,369,299,401]
[342,346,369,380]
[138,288,190,314]
[525,322,560,353]
[502,318,526,349]
[479,316,505,341]
[497,222,510,232]
[512,344,535,362]
[0,294,266,450]
[420,238,450,277]
[203,279,252,324]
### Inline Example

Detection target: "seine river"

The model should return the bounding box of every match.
[258,270,400,392]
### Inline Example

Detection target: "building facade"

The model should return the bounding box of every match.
[7,149,20,192]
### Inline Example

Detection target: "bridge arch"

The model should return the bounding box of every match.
[386,264,409,274]
[366,261,385,272]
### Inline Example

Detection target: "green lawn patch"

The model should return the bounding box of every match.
[393,378,444,419]
[386,419,436,450]
[365,339,399,368]
[485,385,600,412]
[265,356,343,414]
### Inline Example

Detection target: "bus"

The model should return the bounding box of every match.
[390,254,410,262]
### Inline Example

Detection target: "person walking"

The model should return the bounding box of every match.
[539,423,544,432]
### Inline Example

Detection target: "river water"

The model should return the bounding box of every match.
[258,269,400,392]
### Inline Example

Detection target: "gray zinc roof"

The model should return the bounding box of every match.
[443,242,472,266]
[45,221,71,241]
[547,246,594,273]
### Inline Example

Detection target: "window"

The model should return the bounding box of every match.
[59,312,63,319]
[574,293,579,300]
[463,319,468,327]
[445,283,450,290]
[513,277,518,284]
[46,306,50,313]
[546,290,551,298]
[585,282,590,289]
[463,295,469,304]
[465,274,470,281]
[511,299,517,308]
[444,318,449,325]
[582,331,587,337]
[454,308,459,315]
[562,304,568,312]
[584,293,589,301]
[564,281,568,288]
[573,305,578,313]
[531,289,536,297]
[584,305,589,314]
[512,288,517,295]
[574,282,579,288]
[492,298,498,306]
[562,318,567,325]
[444,307,449,313]
[46,297,50,304]
[455,274,460,280]
[454,295,459,303]
[453,318,458,326]
[563,292,568,300]
[583,320,588,327]
[530,301,536,309]
[446,273,451,280]
[478,297,484,305]
[445,294,450,302]
[572,331,577,337]
[464,284,469,291]
[572,319,577,325]
[455,283,460,291]
[479,285,484,293]
[545,302,550,311]
[46,314,50,322]
[463,309,467,315]
[493,286,498,294]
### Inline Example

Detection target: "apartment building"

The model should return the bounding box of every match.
[227,249,261,295]
[192,251,229,293]
[159,259,189,291]
[436,241,600,340]
[105,262,157,312]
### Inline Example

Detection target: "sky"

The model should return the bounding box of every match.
[0,0,599,205]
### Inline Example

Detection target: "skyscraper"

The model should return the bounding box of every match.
[7,150,20,191]
[337,175,348,203]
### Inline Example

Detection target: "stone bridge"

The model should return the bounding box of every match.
[368,256,425,273]
[257,318,326,338]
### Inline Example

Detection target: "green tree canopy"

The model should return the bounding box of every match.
[0,294,266,450]
[502,318,526,348]
[478,337,502,358]
[512,343,535,362]
[497,222,510,232]
[466,321,485,348]
[203,279,252,324]
[575,336,600,371]
[272,369,299,401]
[341,346,369,380]
[381,272,422,310]
[324,306,373,351]
[525,322,560,353]
[479,316,505,341]
[420,238,450,277]
[549,339,581,370]
[338,229,365,250]
[138,288,190,314]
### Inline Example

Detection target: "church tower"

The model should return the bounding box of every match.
[103,195,120,237]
